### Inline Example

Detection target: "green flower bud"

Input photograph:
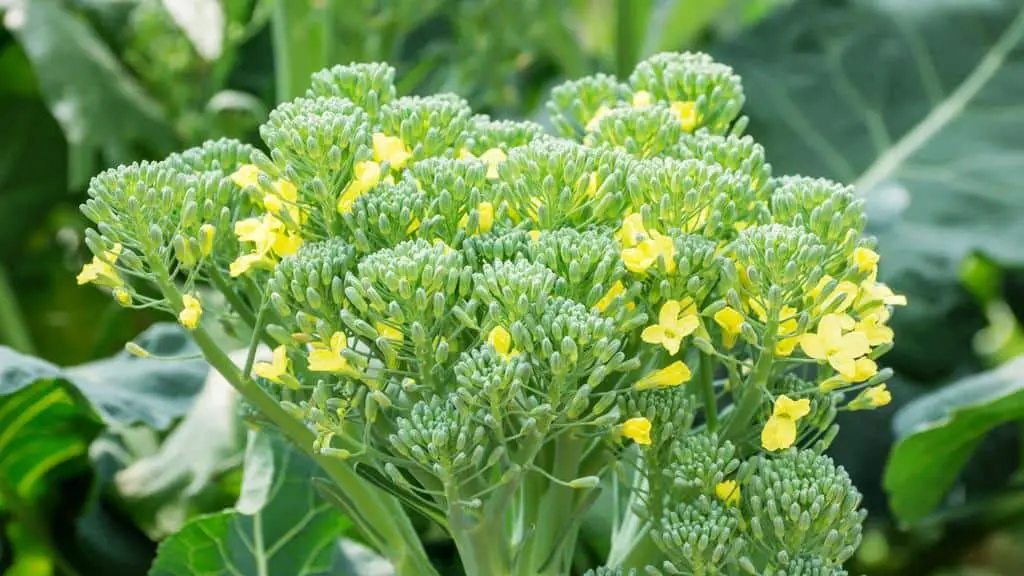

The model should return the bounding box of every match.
[461,230,534,268]
[629,52,745,135]
[729,225,827,305]
[665,432,740,502]
[259,96,372,196]
[585,105,682,158]
[770,177,865,274]
[626,157,763,239]
[378,94,473,160]
[165,137,258,175]
[499,139,633,229]
[390,395,493,483]
[529,227,627,308]
[546,73,626,139]
[474,259,558,323]
[762,555,849,576]
[271,238,357,334]
[307,62,396,118]
[651,496,746,575]
[462,115,546,153]
[669,132,772,198]
[340,180,428,252]
[745,450,865,566]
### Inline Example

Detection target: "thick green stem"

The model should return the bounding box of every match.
[150,266,436,576]
[722,318,777,443]
[529,434,585,575]
[698,352,717,432]
[448,485,511,576]
[0,264,34,353]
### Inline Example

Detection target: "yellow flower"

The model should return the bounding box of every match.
[77,243,124,287]
[715,480,740,506]
[858,281,908,310]
[308,332,353,373]
[848,384,892,410]
[635,361,692,391]
[528,230,541,243]
[254,345,291,385]
[586,105,611,132]
[799,313,870,379]
[853,247,879,273]
[337,161,383,214]
[631,90,653,108]
[459,202,495,234]
[376,322,404,343]
[865,384,892,407]
[761,395,811,452]
[229,253,266,277]
[622,232,676,274]
[616,214,649,248]
[373,133,412,170]
[820,357,879,391]
[713,306,744,348]
[231,164,260,189]
[263,179,302,224]
[642,299,700,355]
[671,101,698,132]
[855,313,893,346]
[594,281,626,313]
[487,326,517,360]
[272,231,303,258]
[178,293,202,331]
[621,417,652,445]
[479,148,507,180]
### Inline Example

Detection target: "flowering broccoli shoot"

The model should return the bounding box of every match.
[78,52,903,576]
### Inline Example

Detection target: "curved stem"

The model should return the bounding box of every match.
[150,265,437,576]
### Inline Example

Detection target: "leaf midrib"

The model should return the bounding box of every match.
[854,4,1024,193]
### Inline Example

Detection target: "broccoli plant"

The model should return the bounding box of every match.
[77,52,902,576]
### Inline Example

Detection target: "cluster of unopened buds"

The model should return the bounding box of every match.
[78,52,903,575]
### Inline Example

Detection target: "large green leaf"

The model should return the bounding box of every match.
[8,0,177,185]
[883,356,1024,525]
[0,323,207,430]
[713,0,1024,380]
[149,433,352,576]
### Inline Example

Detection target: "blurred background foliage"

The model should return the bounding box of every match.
[1,0,1023,574]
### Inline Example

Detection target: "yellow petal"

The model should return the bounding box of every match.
[799,333,827,360]
[231,164,260,189]
[622,417,652,445]
[307,349,348,373]
[635,361,692,390]
[674,314,700,338]
[488,326,514,359]
[715,480,740,506]
[851,357,878,383]
[641,325,666,345]
[761,416,796,451]
[659,300,682,327]
[773,395,810,420]
[853,247,879,272]
[829,354,857,380]
[594,281,626,313]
